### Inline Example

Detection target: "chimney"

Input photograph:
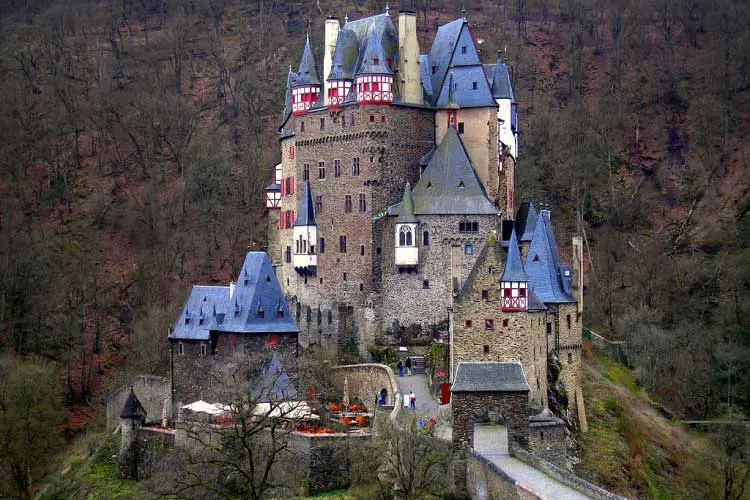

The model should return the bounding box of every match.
[397,11,423,105]
[229,281,236,301]
[323,17,340,106]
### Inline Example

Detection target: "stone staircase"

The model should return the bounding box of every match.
[410,356,426,374]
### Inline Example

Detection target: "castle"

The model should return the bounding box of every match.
[264,10,586,426]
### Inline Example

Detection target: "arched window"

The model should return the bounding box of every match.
[399,226,413,246]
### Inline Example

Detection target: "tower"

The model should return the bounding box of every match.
[394,182,418,268]
[323,17,340,106]
[355,30,393,105]
[501,228,528,311]
[118,387,146,480]
[291,34,321,116]
[293,181,317,275]
[396,11,423,105]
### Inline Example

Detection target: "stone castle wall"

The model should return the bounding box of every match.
[552,302,584,424]
[451,391,529,457]
[379,214,498,333]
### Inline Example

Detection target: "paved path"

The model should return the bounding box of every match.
[395,373,439,417]
[473,425,592,499]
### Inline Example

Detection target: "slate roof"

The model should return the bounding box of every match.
[294,181,317,227]
[427,18,464,100]
[434,64,496,108]
[325,13,397,81]
[525,210,576,304]
[265,182,280,192]
[294,35,321,86]
[501,228,527,282]
[419,54,434,99]
[169,252,298,340]
[491,58,515,100]
[515,201,537,241]
[121,388,147,419]
[408,128,498,215]
[283,67,298,119]
[451,362,530,392]
[396,182,418,223]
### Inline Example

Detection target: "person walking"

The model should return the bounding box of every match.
[397,359,404,377]
[405,357,412,376]
[409,391,416,410]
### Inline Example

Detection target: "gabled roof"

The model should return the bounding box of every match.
[121,388,147,419]
[169,252,298,340]
[427,18,464,101]
[294,181,317,227]
[409,129,498,215]
[525,210,576,304]
[451,362,530,392]
[396,182,418,223]
[434,65,496,108]
[357,27,393,75]
[294,35,321,86]
[515,201,538,241]
[328,29,359,80]
[326,13,397,81]
[501,228,527,282]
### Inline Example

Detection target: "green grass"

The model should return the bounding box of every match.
[598,354,639,393]
[290,483,381,499]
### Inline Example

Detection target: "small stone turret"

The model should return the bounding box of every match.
[395,182,418,267]
[293,181,318,274]
[118,387,146,480]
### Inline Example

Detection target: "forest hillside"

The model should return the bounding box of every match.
[0,0,748,497]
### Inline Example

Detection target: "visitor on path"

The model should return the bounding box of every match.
[397,359,404,377]
[405,357,412,375]
[409,391,416,410]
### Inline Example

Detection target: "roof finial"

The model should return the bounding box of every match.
[345,12,349,24]
[385,2,390,15]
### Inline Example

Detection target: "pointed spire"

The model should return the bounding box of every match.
[294,181,317,227]
[385,2,390,15]
[344,12,349,24]
[121,387,147,420]
[502,227,527,282]
[295,33,321,86]
[396,182,418,223]
[446,70,459,109]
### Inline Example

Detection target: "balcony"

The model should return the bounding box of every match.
[395,246,418,267]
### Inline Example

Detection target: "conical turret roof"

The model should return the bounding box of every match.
[295,34,321,86]
[396,182,418,223]
[294,181,317,227]
[502,228,527,282]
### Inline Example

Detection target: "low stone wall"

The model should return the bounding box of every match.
[511,447,627,500]
[287,431,371,496]
[527,416,567,467]
[466,447,541,500]
[107,375,170,432]
[331,364,401,423]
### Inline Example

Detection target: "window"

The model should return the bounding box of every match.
[315,195,323,214]
[359,283,364,291]
[465,243,473,255]
[328,311,333,324]
[458,122,465,134]
[431,64,437,74]
[359,193,367,212]
[423,230,430,246]
[376,247,381,255]
[485,319,494,330]
[257,307,264,318]
[277,309,284,318]
[285,246,292,263]
[459,221,479,232]
[423,280,430,289]
[342,116,346,128]
[381,115,386,123]
[318,161,325,179]
[303,163,310,180]
[483,345,490,354]
[568,353,573,364]
[461,45,467,54]
[546,323,552,334]
[343,272,347,281]
[300,120,305,132]
[320,278,323,284]
[320,118,325,131]
[472,81,478,90]
[567,314,572,329]
[353,157,360,175]
[373,57,379,65]
[339,235,347,253]
[334,159,341,177]
[399,226,413,246]
[482,290,489,301]
[319,237,325,253]
[533,254,540,263]
[178,342,184,356]
[360,244,365,256]
[351,113,356,126]
[370,115,375,123]
[344,195,352,213]
[289,145,295,158]
[465,320,473,328]
[269,335,278,348]
[201,344,207,356]
[502,319,509,327]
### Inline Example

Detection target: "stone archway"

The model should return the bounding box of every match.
[468,406,510,456]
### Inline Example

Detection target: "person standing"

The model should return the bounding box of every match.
[409,391,416,410]
[405,357,412,376]
[397,359,404,377]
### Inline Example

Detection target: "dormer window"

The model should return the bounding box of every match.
[277,310,284,318]
[458,180,465,188]
[461,46,467,53]
[431,64,437,74]
[185,317,190,325]
[373,57,379,65]
[199,318,204,326]
[257,306,264,318]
